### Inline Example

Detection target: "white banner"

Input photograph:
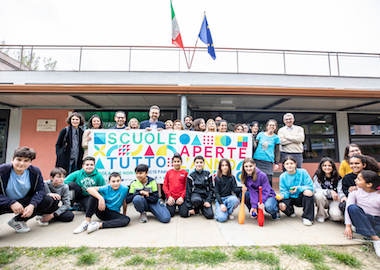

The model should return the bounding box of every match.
[88,130,252,184]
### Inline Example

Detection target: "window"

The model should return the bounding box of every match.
[349,113,380,161]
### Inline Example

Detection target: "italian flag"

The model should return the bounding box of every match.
[171,1,184,49]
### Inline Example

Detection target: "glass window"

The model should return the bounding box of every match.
[349,113,380,161]
[193,111,338,162]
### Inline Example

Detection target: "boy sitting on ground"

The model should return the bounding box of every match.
[38,167,74,226]
[0,146,53,233]
[73,172,130,234]
[186,155,214,219]
[64,156,105,212]
[126,164,171,223]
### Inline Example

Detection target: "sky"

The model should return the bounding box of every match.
[1,0,380,53]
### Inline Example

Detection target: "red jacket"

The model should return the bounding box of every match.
[163,169,188,200]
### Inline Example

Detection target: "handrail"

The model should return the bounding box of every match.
[0,45,379,77]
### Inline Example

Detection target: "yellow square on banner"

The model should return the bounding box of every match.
[238,136,243,141]
[215,135,223,146]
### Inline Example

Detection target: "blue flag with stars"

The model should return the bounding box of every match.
[198,15,216,60]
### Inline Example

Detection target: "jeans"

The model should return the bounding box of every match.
[132,195,171,223]
[214,195,240,222]
[263,197,279,219]
[348,204,380,237]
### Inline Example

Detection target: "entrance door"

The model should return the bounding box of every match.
[0,110,10,164]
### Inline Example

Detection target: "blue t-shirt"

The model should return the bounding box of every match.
[5,169,31,200]
[98,185,129,212]
[253,132,280,163]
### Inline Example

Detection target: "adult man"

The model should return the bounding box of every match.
[140,105,165,131]
[184,115,194,130]
[109,111,127,129]
[278,113,305,169]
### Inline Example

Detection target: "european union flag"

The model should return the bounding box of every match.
[198,15,216,60]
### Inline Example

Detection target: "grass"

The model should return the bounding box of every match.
[42,246,72,257]
[280,244,324,264]
[111,247,132,258]
[233,247,279,266]
[0,247,20,266]
[325,250,362,268]
[124,255,145,266]
[71,246,89,255]
[169,247,228,265]
[76,251,99,266]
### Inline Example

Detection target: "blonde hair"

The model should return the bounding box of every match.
[206,119,217,132]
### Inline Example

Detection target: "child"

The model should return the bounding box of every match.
[313,157,343,223]
[338,155,380,214]
[126,164,171,223]
[241,158,279,221]
[73,172,130,234]
[185,156,214,219]
[163,153,189,217]
[343,171,380,257]
[278,155,314,226]
[64,156,105,212]
[38,167,74,226]
[0,147,53,233]
[214,158,245,222]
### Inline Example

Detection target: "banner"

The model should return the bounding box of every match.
[88,130,252,184]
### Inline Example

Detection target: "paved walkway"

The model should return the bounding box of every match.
[0,205,360,248]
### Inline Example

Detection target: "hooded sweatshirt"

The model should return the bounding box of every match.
[64,168,105,196]
[44,180,71,216]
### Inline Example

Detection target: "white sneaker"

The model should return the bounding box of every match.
[290,213,297,218]
[303,218,313,226]
[373,241,380,258]
[38,219,49,227]
[228,214,235,220]
[316,217,325,223]
[35,215,42,221]
[87,222,100,234]
[73,221,90,234]
[8,217,31,233]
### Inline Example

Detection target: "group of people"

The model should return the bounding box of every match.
[1,105,379,258]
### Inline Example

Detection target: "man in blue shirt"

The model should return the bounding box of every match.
[0,147,53,233]
[139,105,166,130]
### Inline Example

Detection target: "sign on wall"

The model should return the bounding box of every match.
[88,130,253,184]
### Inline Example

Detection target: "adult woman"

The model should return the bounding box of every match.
[165,120,174,130]
[193,118,206,132]
[82,115,104,158]
[313,157,343,223]
[206,119,217,132]
[127,118,140,130]
[56,112,85,173]
[339,144,362,178]
[234,124,244,133]
[253,119,280,186]
[217,120,228,132]
[250,121,260,140]
[173,120,184,130]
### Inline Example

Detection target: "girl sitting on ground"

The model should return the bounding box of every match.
[343,170,380,258]
[313,157,343,223]
[277,155,314,226]
[338,155,380,214]
[214,159,245,222]
[241,158,279,221]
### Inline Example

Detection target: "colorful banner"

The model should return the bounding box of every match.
[88,130,252,184]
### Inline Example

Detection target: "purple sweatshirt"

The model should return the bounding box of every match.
[245,168,276,209]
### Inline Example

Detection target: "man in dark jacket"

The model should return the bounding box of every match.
[139,105,166,130]
[0,147,53,233]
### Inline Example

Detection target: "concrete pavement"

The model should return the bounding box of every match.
[0,204,360,248]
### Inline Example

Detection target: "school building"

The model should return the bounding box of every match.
[0,45,380,178]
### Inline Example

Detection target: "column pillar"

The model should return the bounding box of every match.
[180,95,187,122]
[336,111,350,161]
